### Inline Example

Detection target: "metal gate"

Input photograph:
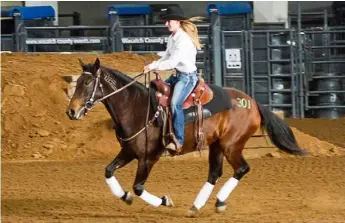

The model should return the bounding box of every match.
[221,29,299,117]
[302,28,345,118]
[221,31,249,92]
[249,30,298,117]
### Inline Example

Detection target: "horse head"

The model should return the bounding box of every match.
[66,58,104,120]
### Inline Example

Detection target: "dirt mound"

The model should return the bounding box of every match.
[287,117,345,148]
[291,127,343,156]
[1,52,159,160]
[1,53,344,161]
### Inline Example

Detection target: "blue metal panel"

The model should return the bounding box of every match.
[2,6,55,20]
[107,4,151,18]
[207,2,252,16]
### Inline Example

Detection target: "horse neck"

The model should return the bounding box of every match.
[100,69,151,139]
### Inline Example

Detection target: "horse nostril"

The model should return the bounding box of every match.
[66,109,75,118]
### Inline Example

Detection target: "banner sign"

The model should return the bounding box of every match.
[25,38,103,45]
[121,37,168,44]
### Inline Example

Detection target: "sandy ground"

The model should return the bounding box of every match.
[2,156,345,223]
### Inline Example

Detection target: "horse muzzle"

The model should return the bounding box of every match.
[66,107,86,120]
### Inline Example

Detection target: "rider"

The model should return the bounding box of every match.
[144,6,202,152]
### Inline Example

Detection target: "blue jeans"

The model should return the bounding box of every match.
[165,70,198,145]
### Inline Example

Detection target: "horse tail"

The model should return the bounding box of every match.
[257,103,307,156]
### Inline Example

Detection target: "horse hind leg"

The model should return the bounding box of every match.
[105,149,135,205]
[215,142,250,213]
[188,141,224,217]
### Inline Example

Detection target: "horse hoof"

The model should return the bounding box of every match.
[216,205,227,213]
[122,191,133,205]
[216,199,226,213]
[187,206,199,218]
[162,195,175,207]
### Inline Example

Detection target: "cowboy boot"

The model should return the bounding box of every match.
[166,143,182,155]
[166,134,183,153]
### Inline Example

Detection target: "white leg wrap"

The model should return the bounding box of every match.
[105,176,125,198]
[216,177,239,202]
[193,182,215,210]
[140,190,162,207]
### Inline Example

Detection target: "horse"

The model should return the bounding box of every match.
[66,58,306,216]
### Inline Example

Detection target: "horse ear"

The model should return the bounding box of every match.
[78,58,84,67]
[93,58,101,71]
[93,58,101,75]
[78,58,88,71]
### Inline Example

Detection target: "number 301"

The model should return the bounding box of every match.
[236,98,251,109]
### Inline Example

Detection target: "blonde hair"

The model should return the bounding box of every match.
[180,17,204,50]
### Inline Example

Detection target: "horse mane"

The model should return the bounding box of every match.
[83,63,148,92]
[103,65,148,92]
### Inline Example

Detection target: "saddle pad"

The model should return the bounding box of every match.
[150,84,232,126]
[183,84,232,124]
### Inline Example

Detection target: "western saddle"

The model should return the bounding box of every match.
[151,72,214,154]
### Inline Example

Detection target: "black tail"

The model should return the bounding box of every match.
[257,104,307,156]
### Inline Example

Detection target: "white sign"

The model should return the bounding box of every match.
[225,48,242,69]
[330,93,337,103]
[121,37,168,45]
[25,38,102,45]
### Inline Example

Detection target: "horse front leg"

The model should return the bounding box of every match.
[105,149,135,205]
[133,158,174,207]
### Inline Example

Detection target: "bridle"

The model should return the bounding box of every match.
[84,70,145,112]
[82,69,162,142]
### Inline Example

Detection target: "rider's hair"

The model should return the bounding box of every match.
[180,17,204,50]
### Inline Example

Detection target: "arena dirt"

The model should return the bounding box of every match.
[2,156,345,223]
[2,53,345,222]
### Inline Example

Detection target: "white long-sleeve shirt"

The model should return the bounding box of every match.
[148,28,197,73]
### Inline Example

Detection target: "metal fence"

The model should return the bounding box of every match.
[1,34,15,51]
[220,29,299,117]
[302,28,345,118]
[218,27,345,118]
[250,30,298,117]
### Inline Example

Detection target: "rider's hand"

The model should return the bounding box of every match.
[143,65,150,73]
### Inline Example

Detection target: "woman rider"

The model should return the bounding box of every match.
[144,6,202,152]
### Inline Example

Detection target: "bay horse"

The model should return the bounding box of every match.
[66,58,306,216]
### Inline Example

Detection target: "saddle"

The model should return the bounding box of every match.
[151,72,214,154]
[151,73,213,109]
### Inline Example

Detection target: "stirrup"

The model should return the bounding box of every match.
[166,136,182,152]
[165,142,180,157]
[166,142,177,151]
